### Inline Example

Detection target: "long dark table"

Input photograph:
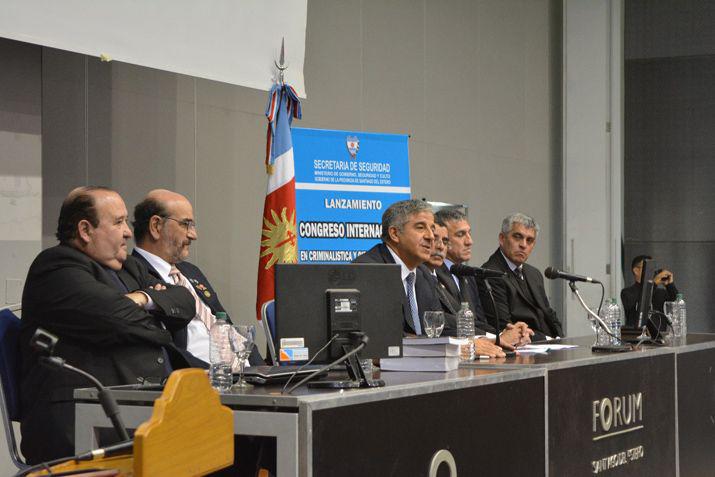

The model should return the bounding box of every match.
[464,334,715,476]
[74,334,715,476]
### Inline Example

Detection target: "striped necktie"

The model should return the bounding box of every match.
[169,266,215,331]
[405,272,422,335]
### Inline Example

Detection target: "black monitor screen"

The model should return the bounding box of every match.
[636,258,656,328]
[274,263,404,363]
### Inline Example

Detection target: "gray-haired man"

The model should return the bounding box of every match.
[353,199,440,336]
[480,212,563,340]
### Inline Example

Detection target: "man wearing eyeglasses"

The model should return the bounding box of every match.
[131,189,263,367]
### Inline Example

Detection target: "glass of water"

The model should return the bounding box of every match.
[423,311,445,338]
[663,301,678,336]
[230,324,256,390]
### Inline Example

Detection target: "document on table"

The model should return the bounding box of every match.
[516,344,579,354]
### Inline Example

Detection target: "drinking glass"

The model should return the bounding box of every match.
[423,311,445,338]
[663,301,677,336]
[588,305,609,346]
[230,324,256,390]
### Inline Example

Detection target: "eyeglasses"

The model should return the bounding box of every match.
[164,216,197,231]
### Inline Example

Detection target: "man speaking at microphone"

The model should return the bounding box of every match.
[480,212,563,340]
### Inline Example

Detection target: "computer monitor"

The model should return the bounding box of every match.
[636,257,656,329]
[273,263,404,368]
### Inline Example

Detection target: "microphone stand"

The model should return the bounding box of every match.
[482,278,501,347]
[285,333,374,394]
[40,356,130,442]
[568,282,631,352]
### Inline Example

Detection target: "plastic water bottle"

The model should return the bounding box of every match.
[674,293,687,338]
[456,302,476,361]
[595,304,609,346]
[608,298,622,345]
[209,312,233,391]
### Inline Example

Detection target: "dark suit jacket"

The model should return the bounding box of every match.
[434,264,495,335]
[19,244,195,464]
[621,282,678,329]
[353,243,441,335]
[132,249,264,366]
[480,249,563,340]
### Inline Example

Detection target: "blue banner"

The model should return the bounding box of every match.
[292,128,411,263]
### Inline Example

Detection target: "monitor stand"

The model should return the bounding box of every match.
[308,344,385,389]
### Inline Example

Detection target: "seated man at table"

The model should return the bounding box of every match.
[423,221,527,356]
[353,199,442,336]
[434,208,533,347]
[621,254,679,329]
[132,189,264,367]
[480,212,563,341]
[19,186,195,464]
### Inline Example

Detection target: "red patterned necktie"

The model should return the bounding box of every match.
[169,265,215,331]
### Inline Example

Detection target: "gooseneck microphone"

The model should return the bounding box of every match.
[30,328,130,442]
[544,266,601,284]
[450,264,507,279]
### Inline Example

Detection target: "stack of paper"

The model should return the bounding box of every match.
[380,336,468,372]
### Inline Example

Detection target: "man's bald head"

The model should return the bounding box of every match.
[133,189,197,264]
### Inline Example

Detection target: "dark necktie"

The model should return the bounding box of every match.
[105,268,129,292]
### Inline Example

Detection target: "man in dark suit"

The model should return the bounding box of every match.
[353,199,440,336]
[621,254,678,329]
[132,189,263,367]
[422,222,507,357]
[433,208,532,349]
[480,212,563,341]
[19,186,196,464]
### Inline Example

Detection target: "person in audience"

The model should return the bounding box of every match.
[19,186,195,464]
[434,208,532,348]
[480,212,563,340]
[621,254,678,329]
[132,189,263,367]
[353,199,441,335]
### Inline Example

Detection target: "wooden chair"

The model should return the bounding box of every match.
[31,369,234,476]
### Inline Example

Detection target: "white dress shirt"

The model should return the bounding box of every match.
[134,247,212,362]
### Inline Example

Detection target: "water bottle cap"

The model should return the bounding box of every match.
[215,311,228,321]
[676,293,683,300]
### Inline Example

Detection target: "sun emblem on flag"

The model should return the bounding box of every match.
[260,207,298,269]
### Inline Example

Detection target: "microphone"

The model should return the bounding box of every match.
[31,328,131,442]
[450,264,507,279]
[544,266,601,284]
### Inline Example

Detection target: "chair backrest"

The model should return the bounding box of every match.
[0,308,26,469]
[260,300,278,365]
[0,309,21,421]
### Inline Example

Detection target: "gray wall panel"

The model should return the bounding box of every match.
[41,49,88,248]
[625,0,715,60]
[625,57,715,242]
[624,1,715,333]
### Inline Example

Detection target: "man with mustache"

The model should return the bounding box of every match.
[480,212,563,340]
[19,186,195,463]
[425,220,529,354]
[420,223,509,356]
[353,199,441,335]
[132,189,263,366]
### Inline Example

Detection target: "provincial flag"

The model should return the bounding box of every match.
[256,82,302,320]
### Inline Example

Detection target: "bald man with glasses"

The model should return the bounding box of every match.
[131,189,263,367]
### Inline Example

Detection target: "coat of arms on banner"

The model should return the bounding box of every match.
[346,136,359,158]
